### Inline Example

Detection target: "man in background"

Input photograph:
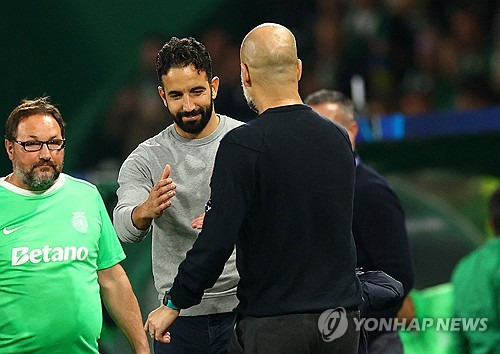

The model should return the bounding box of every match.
[113,37,242,353]
[305,89,414,353]
[0,97,149,353]
[452,186,500,353]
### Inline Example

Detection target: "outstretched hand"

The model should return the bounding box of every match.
[132,164,176,230]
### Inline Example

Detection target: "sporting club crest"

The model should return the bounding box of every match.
[71,211,88,233]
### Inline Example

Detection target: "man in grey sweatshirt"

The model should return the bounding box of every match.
[113,37,243,354]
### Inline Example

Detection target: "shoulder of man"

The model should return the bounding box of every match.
[356,163,394,192]
[63,173,97,189]
[62,174,101,196]
[220,114,245,131]
[356,163,388,185]
[220,119,264,153]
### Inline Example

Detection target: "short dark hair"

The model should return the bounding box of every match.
[156,37,212,86]
[489,187,500,236]
[304,89,355,121]
[5,97,66,141]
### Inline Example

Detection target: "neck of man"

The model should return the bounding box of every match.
[254,86,303,114]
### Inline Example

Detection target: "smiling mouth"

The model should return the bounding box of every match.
[182,115,200,122]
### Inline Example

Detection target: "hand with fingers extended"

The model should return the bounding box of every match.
[191,213,205,230]
[132,164,176,230]
[144,306,178,344]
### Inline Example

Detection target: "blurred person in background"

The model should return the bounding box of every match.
[305,89,414,354]
[202,28,256,122]
[101,35,173,166]
[451,186,500,353]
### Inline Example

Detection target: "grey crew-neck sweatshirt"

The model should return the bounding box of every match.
[113,115,243,316]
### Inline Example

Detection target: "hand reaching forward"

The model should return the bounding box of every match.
[132,164,176,230]
[191,213,205,229]
[144,306,179,343]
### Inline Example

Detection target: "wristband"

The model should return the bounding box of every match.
[163,290,180,311]
[166,299,180,311]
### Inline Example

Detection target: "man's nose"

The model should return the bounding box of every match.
[38,143,52,159]
[182,96,195,112]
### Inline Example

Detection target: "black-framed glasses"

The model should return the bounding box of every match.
[14,139,66,152]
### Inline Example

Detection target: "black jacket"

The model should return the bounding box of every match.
[170,104,362,317]
[353,161,414,343]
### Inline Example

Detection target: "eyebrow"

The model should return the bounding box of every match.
[167,86,207,95]
[24,134,60,140]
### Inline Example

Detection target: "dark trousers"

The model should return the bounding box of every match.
[154,312,235,354]
[229,310,360,354]
[367,332,403,354]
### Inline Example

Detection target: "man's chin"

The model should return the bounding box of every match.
[29,169,60,190]
[29,175,58,190]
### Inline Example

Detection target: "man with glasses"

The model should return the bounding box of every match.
[0,97,149,353]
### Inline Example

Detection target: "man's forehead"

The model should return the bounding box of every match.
[311,103,351,124]
[312,102,341,115]
[16,114,61,136]
[162,65,209,87]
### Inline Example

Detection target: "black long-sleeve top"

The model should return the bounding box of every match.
[353,162,415,342]
[170,104,362,317]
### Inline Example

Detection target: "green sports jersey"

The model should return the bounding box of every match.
[0,173,126,354]
[452,238,500,354]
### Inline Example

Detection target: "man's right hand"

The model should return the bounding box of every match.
[132,164,176,230]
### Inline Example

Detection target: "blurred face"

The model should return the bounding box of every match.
[5,114,64,190]
[158,64,218,138]
[310,102,358,148]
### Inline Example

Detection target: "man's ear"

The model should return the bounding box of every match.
[241,63,251,87]
[158,86,168,108]
[211,76,220,99]
[297,59,302,81]
[349,120,359,139]
[5,139,14,161]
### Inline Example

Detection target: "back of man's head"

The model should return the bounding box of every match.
[489,187,500,236]
[156,37,212,85]
[304,90,355,126]
[240,23,299,87]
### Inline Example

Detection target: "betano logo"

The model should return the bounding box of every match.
[11,245,89,266]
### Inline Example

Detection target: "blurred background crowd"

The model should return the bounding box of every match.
[93,0,500,168]
[1,0,499,353]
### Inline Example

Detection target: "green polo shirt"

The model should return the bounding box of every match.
[0,174,125,353]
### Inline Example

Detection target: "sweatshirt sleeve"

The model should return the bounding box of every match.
[113,148,154,243]
[169,138,259,308]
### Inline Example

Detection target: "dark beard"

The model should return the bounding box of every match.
[167,98,214,135]
[16,161,62,191]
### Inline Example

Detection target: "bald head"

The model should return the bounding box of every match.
[241,23,299,85]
